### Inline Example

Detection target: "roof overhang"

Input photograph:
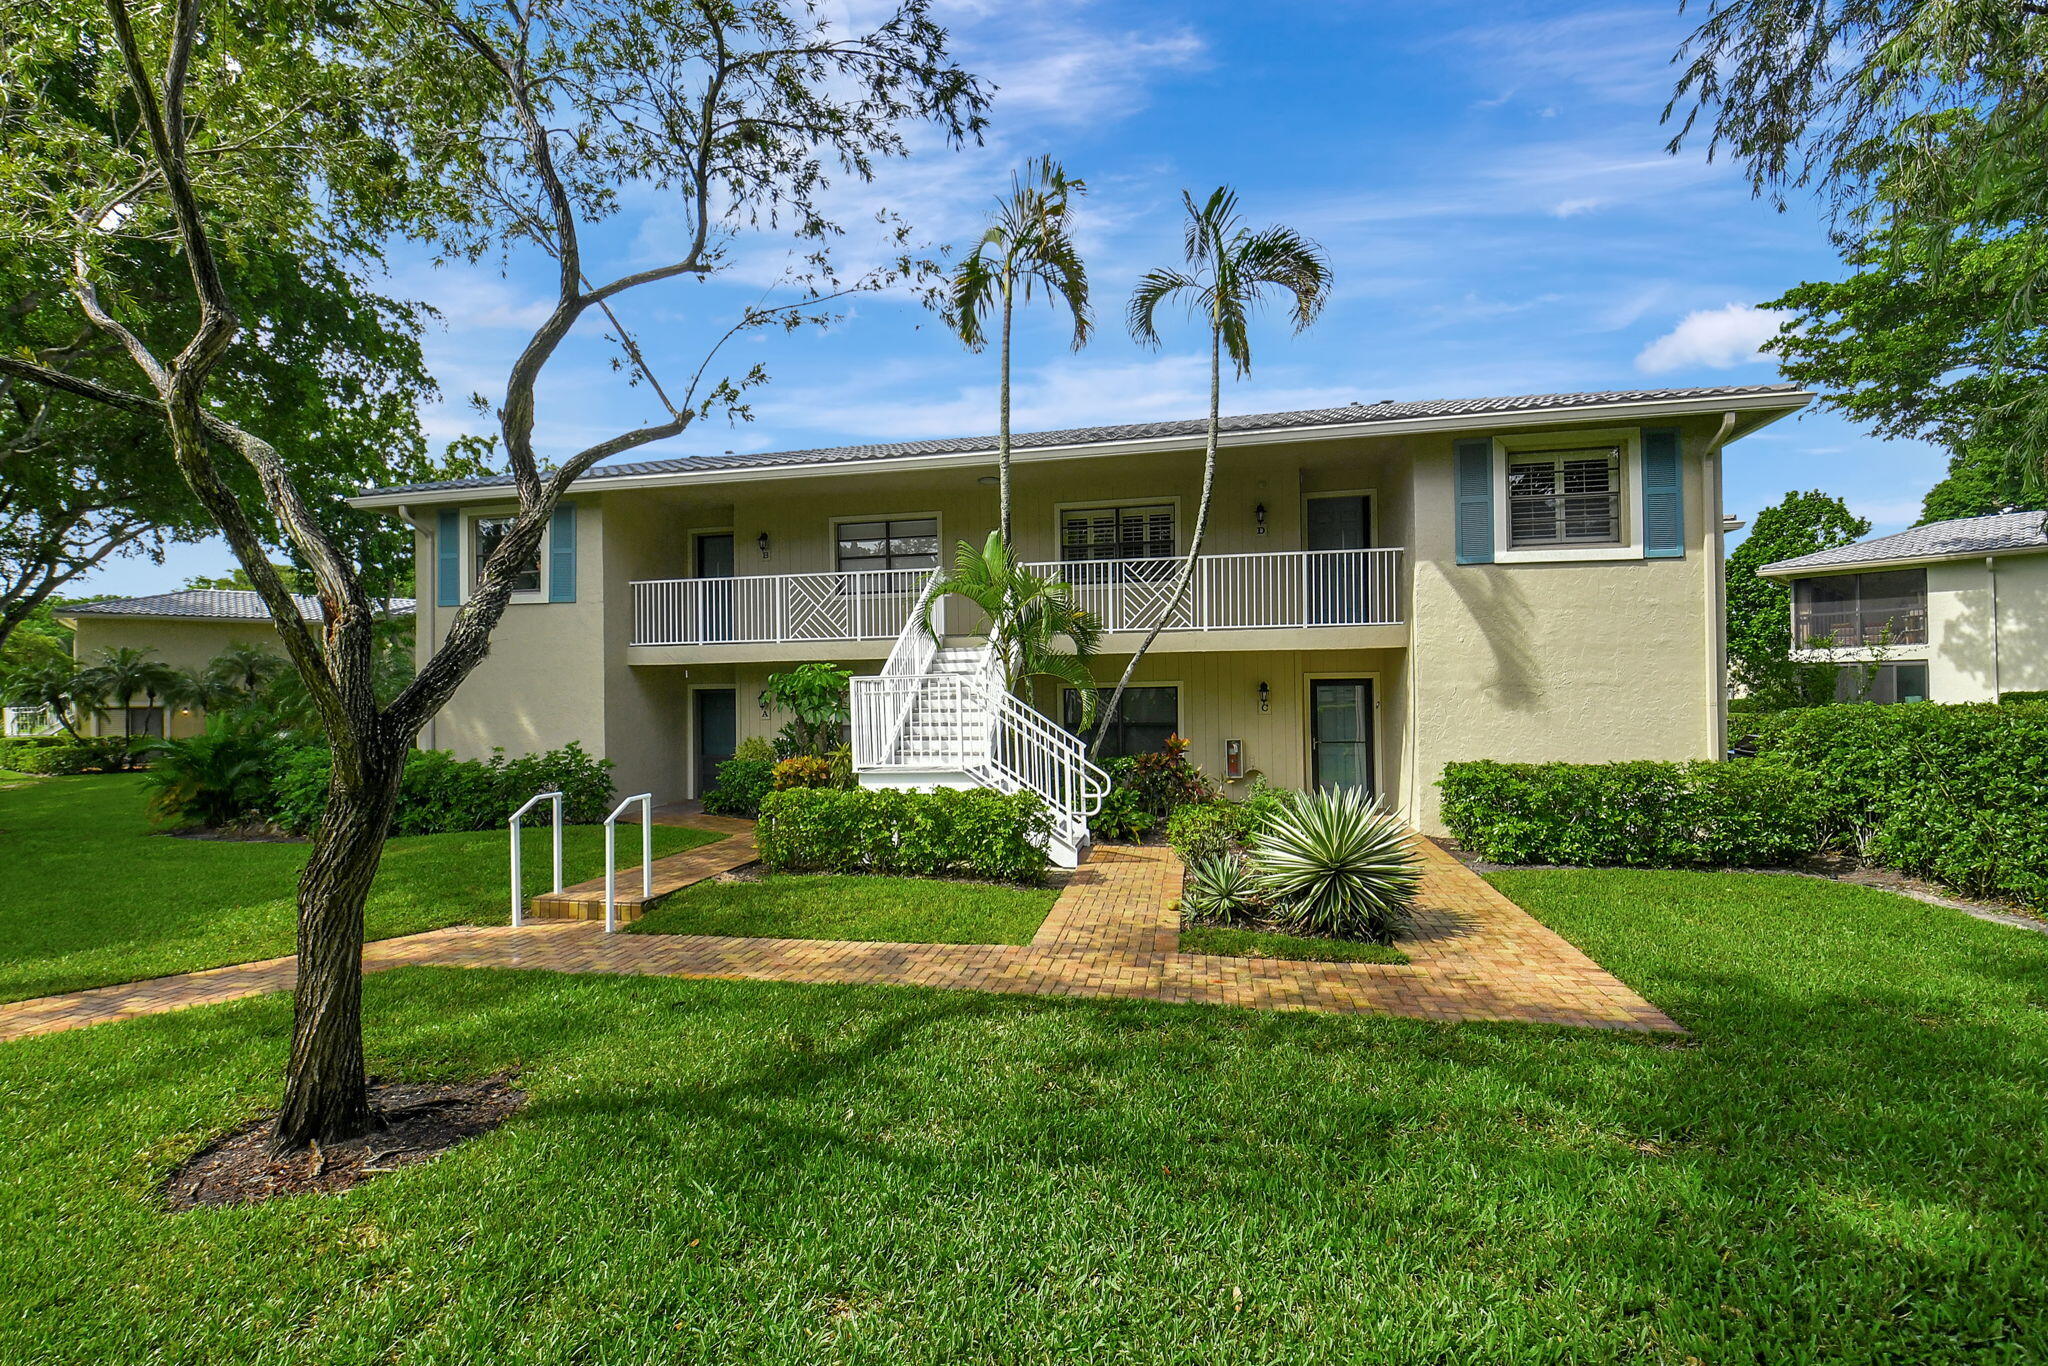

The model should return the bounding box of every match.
[347,389,1812,511]
[1758,544,2048,578]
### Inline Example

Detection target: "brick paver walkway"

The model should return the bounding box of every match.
[0,831,1679,1043]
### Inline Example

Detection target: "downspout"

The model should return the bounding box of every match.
[1987,555,2001,700]
[1703,412,1737,759]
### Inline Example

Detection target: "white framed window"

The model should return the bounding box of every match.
[834,516,940,574]
[472,514,542,596]
[1061,684,1179,759]
[1508,447,1622,548]
[1491,428,1643,563]
[1059,503,1175,563]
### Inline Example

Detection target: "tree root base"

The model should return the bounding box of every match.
[161,1076,525,1210]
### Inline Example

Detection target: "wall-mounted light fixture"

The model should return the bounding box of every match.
[1257,681,1270,712]
[758,691,772,719]
[756,532,771,559]
[1254,502,1267,535]
[976,475,998,486]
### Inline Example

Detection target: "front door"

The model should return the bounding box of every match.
[694,533,735,642]
[1309,678,1374,796]
[1306,495,1372,624]
[695,688,737,796]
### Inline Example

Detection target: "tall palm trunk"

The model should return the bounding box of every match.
[998,272,1015,547]
[275,737,406,1146]
[1092,323,1222,758]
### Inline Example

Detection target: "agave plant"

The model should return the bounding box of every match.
[1181,853,1262,924]
[1249,788,1419,944]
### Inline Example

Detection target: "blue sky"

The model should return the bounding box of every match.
[85,0,1944,594]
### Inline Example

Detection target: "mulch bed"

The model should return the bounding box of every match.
[162,1076,526,1210]
[165,820,303,843]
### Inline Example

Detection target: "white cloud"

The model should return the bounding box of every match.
[1634,303,1790,373]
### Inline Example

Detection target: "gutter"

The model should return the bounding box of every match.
[1757,544,2048,578]
[346,390,1814,511]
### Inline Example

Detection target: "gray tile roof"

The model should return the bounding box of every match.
[62,590,416,620]
[1762,509,2048,574]
[359,383,1808,497]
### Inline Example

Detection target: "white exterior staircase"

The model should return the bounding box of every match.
[850,571,1109,867]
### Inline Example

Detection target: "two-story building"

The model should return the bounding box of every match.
[1760,508,2048,703]
[350,383,1809,848]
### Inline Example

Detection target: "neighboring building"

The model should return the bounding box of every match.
[57,591,415,739]
[350,383,1808,851]
[1759,509,2048,704]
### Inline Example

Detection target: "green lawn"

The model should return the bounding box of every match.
[629,872,1057,944]
[1,870,2045,1362]
[1177,923,1410,964]
[0,774,725,1003]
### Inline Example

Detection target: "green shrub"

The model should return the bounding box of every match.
[1439,758,1827,869]
[1181,853,1262,924]
[137,721,280,826]
[1249,789,1418,944]
[702,758,775,818]
[6,737,134,775]
[1748,701,2048,907]
[272,742,615,836]
[1166,801,1245,864]
[732,736,777,763]
[757,786,1050,883]
[771,755,834,790]
[2000,689,2048,704]
[1088,766,1153,842]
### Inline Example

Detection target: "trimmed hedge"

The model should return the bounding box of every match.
[1439,758,1827,869]
[757,787,1050,883]
[0,737,135,775]
[1748,701,2048,908]
[271,742,614,836]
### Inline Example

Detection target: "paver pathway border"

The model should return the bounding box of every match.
[0,824,1679,1042]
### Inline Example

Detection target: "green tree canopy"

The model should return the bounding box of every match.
[1667,0,2048,471]
[1726,490,1870,691]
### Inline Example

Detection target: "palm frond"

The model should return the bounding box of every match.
[947,247,1003,352]
[1127,267,1201,347]
[1236,224,1334,332]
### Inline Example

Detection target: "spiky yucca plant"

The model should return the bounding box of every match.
[1249,788,1418,944]
[1181,853,1261,924]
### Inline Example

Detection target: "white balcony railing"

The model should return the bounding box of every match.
[631,566,937,647]
[1024,547,1403,633]
[631,548,1402,647]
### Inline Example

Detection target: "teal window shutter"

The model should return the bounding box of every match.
[1641,428,1684,559]
[548,503,577,602]
[435,509,459,607]
[1454,439,1494,565]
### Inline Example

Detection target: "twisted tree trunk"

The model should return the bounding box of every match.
[274,737,405,1148]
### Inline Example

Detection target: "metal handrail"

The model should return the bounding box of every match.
[507,789,565,928]
[1022,546,1403,632]
[602,792,653,934]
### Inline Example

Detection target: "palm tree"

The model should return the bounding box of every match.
[167,667,239,718]
[85,646,179,736]
[206,642,284,694]
[922,532,1103,724]
[1090,188,1332,759]
[1,661,100,740]
[948,156,1092,546]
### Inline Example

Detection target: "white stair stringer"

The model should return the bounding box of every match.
[850,582,1109,868]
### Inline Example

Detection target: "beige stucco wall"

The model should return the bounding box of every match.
[407,412,1735,826]
[1402,419,1726,828]
[1928,552,2048,701]
[67,616,290,739]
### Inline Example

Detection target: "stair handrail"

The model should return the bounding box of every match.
[603,792,653,934]
[965,642,1109,847]
[863,566,948,766]
[507,789,565,929]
